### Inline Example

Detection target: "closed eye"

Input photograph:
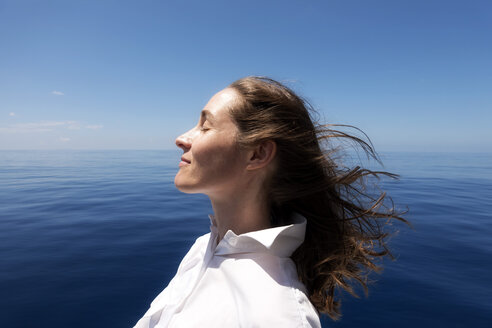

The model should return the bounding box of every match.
[200,122,211,131]
[199,116,212,131]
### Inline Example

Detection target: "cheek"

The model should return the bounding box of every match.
[194,137,243,175]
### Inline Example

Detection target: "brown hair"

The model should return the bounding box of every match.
[228,76,407,320]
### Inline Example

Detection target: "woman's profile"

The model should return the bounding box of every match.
[134,76,405,327]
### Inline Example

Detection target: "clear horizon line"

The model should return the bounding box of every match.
[1,148,491,154]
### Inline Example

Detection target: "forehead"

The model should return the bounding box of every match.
[202,88,239,118]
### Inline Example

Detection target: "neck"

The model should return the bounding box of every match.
[209,188,271,241]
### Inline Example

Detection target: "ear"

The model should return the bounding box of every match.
[246,140,277,171]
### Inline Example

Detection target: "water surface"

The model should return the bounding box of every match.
[1,150,491,327]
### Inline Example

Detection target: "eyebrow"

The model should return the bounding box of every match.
[201,110,215,123]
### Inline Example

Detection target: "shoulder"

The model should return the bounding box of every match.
[191,231,212,248]
[148,232,212,307]
[176,232,211,273]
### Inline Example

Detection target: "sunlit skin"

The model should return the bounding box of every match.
[175,88,277,241]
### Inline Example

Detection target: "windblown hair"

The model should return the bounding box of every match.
[228,76,407,320]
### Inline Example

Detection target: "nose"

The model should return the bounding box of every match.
[175,129,192,151]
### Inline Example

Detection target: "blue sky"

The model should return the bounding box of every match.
[1,0,491,151]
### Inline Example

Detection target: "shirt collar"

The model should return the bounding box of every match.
[209,213,306,258]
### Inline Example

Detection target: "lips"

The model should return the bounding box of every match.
[179,156,191,167]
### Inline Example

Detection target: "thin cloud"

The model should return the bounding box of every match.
[52,91,64,96]
[0,121,76,133]
[9,112,15,116]
[59,137,71,142]
[86,124,103,130]
[0,120,102,133]
[18,121,67,128]
[67,122,81,130]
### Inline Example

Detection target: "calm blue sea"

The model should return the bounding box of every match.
[1,150,491,327]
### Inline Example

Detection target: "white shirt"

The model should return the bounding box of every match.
[134,213,321,328]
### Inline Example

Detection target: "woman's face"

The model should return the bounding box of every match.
[174,88,249,197]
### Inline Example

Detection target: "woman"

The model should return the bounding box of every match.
[134,77,405,327]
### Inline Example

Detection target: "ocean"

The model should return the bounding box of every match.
[1,150,491,327]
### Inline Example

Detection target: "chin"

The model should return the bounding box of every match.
[174,175,198,194]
